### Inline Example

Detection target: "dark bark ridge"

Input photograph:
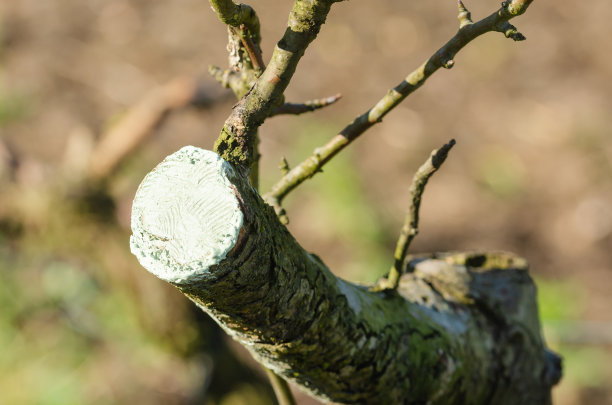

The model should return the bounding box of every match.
[130,147,561,404]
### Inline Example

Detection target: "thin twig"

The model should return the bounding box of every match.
[272,93,342,116]
[386,139,456,290]
[457,0,473,28]
[263,0,533,209]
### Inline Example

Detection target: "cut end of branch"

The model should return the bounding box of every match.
[130,146,243,284]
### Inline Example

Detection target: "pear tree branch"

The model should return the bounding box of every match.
[208,0,261,43]
[130,146,561,404]
[263,0,534,215]
[213,0,341,174]
[384,139,456,291]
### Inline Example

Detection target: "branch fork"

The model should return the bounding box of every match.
[130,146,561,404]
[129,0,562,403]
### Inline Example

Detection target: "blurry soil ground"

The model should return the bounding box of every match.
[0,1,611,404]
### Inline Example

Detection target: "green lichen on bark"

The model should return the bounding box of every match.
[131,148,560,404]
[142,0,559,402]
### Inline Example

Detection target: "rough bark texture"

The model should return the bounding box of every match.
[131,147,561,404]
[213,0,339,172]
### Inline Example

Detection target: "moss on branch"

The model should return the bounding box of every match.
[131,147,560,404]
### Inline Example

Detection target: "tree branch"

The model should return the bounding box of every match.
[263,0,534,211]
[208,0,261,45]
[208,65,252,98]
[213,0,339,173]
[130,146,560,404]
[230,24,266,70]
[271,93,342,116]
[87,77,227,181]
[384,139,456,290]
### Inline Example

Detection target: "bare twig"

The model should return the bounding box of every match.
[213,0,339,172]
[385,139,456,290]
[0,139,18,185]
[496,21,527,41]
[208,65,255,100]
[272,93,342,116]
[263,0,534,211]
[209,1,263,79]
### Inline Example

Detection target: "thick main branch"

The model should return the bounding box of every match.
[131,147,560,404]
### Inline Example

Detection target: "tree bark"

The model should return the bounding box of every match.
[130,146,561,404]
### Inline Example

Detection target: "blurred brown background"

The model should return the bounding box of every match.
[0,1,610,404]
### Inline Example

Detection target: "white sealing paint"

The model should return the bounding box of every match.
[130,146,243,284]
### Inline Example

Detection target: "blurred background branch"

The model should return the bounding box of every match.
[384,139,456,290]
